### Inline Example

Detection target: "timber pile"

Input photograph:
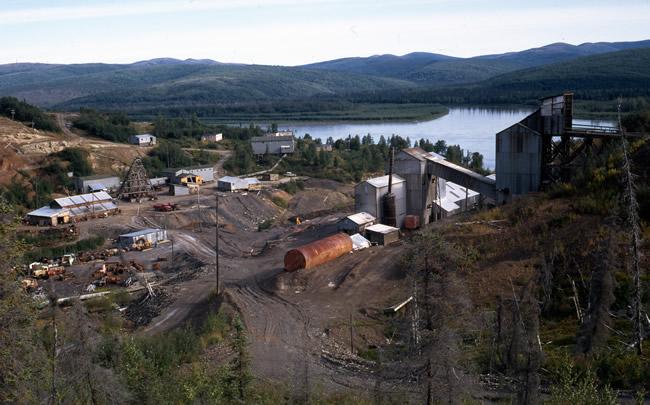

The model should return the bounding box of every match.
[124,287,171,327]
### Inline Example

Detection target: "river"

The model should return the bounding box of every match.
[279,107,615,169]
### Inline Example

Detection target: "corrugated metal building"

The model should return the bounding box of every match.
[25,207,70,226]
[26,191,118,226]
[74,174,121,193]
[495,123,542,195]
[338,212,376,234]
[250,135,295,155]
[118,228,167,248]
[354,174,406,228]
[393,148,437,226]
[217,176,260,192]
[495,93,571,198]
[162,165,215,183]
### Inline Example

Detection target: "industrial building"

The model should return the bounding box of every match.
[74,174,121,193]
[495,92,628,200]
[365,224,400,246]
[25,207,71,226]
[354,174,406,228]
[26,191,118,226]
[128,133,157,146]
[251,134,295,155]
[162,165,215,183]
[217,176,260,192]
[149,177,168,188]
[338,212,376,235]
[390,148,496,225]
[118,228,167,248]
[434,180,480,217]
[201,133,223,143]
[169,184,197,196]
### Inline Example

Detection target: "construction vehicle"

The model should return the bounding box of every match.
[179,174,203,185]
[132,239,153,251]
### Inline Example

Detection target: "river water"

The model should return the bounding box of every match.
[279,107,615,169]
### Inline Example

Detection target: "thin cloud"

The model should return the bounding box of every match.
[0,0,458,25]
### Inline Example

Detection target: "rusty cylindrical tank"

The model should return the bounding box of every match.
[284,233,353,271]
[404,215,420,230]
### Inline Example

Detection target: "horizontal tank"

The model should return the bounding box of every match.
[284,233,353,271]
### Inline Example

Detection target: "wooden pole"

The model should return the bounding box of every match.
[216,193,220,295]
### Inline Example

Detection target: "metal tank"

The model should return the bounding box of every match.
[284,233,353,271]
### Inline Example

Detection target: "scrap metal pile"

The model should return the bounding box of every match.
[90,260,144,288]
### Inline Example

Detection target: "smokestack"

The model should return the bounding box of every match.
[387,147,394,194]
[383,147,397,227]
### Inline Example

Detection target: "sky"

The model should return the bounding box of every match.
[1,0,649,65]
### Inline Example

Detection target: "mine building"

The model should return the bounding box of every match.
[217,176,260,192]
[201,133,223,143]
[162,165,215,183]
[128,133,157,146]
[251,134,295,155]
[338,212,376,235]
[118,228,167,249]
[74,174,121,193]
[26,191,118,226]
[495,92,629,200]
[354,174,407,228]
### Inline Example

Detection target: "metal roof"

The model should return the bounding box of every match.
[27,206,69,218]
[119,228,164,238]
[88,183,106,191]
[219,176,244,183]
[365,174,405,189]
[243,177,260,185]
[446,181,479,200]
[366,224,399,234]
[345,212,376,225]
[53,191,113,208]
[400,147,430,161]
[79,174,119,181]
[133,133,154,139]
[251,135,294,142]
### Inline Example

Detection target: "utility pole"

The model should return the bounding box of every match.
[215,193,220,295]
[197,184,202,232]
[349,311,354,353]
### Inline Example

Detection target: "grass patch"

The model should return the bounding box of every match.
[270,196,288,208]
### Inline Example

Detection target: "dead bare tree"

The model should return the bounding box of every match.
[576,236,616,354]
[618,102,644,355]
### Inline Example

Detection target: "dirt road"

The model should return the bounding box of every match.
[132,189,382,389]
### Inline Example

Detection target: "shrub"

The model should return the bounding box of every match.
[258,219,274,231]
[278,180,305,195]
[270,196,287,208]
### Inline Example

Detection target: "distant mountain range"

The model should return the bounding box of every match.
[301,40,650,86]
[1,39,649,112]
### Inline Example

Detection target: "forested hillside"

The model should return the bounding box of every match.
[349,47,650,106]
[1,40,649,115]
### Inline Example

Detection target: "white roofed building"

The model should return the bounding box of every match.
[26,191,119,226]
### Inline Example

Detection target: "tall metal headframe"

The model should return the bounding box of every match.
[117,158,156,201]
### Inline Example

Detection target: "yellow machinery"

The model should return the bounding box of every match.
[179,174,203,185]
